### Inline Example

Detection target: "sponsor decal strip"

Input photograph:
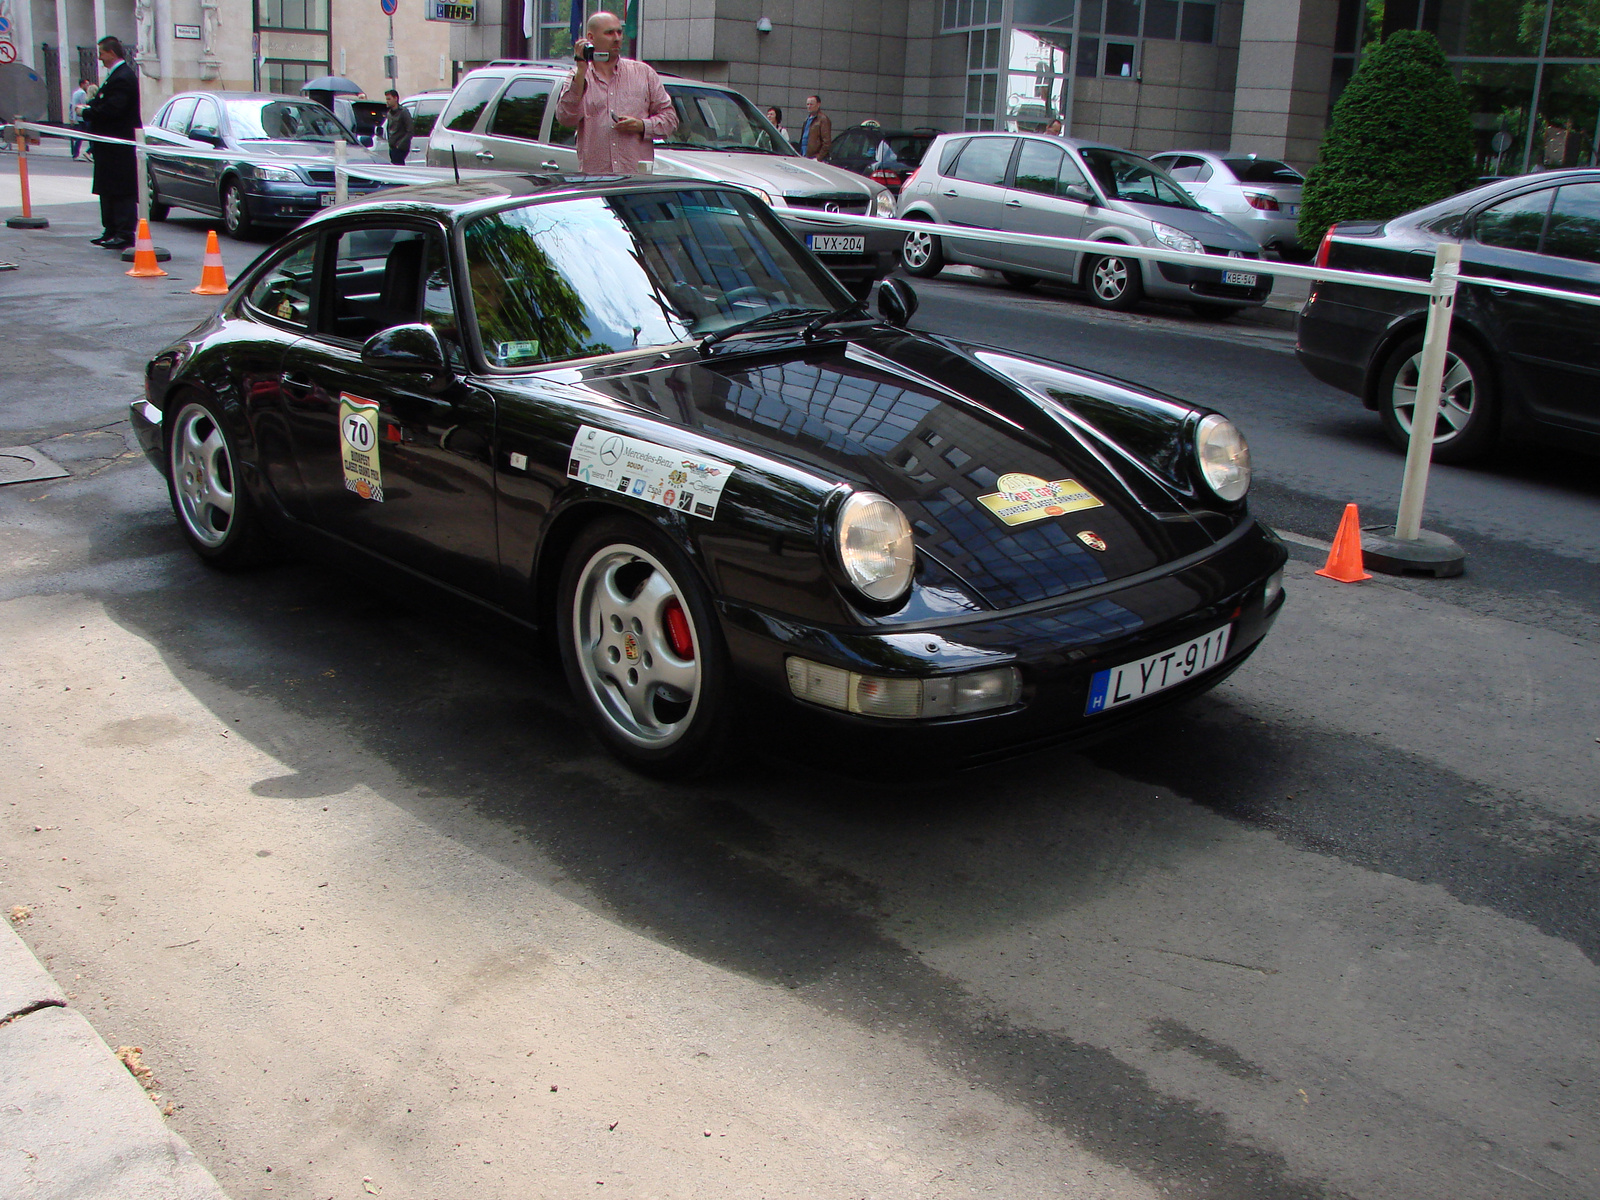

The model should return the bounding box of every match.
[567,425,735,521]
[977,472,1102,527]
[339,393,384,502]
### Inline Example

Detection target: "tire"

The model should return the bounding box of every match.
[900,219,945,278]
[221,179,253,239]
[166,396,274,568]
[147,177,170,222]
[1274,245,1313,264]
[1189,301,1236,320]
[1000,271,1039,290]
[557,516,733,778]
[1376,333,1498,464]
[1084,249,1144,311]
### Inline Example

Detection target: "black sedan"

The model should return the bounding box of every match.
[144,92,389,238]
[1297,170,1600,462]
[825,125,942,194]
[132,176,1286,777]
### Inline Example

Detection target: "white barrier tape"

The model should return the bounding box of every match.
[11,120,381,173]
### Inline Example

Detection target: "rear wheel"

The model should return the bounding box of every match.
[166,396,274,568]
[557,516,733,778]
[900,220,945,278]
[1084,250,1144,311]
[147,176,170,221]
[1376,333,1498,464]
[1000,272,1039,290]
[221,180,253,239]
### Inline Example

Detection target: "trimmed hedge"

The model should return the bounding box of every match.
[1298,30,1473,249]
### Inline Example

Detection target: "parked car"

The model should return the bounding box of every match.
[1149,150,1307,260]
[332,97,388,147]
[1296,170,1600,462]
[425,60,899,297]
[399,89,451,162]
[826,124,942,193]
[129,175,1286,776]
[895,133,1272,317]
[143,92,387,238]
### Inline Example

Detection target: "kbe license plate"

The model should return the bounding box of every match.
[1223,270,1257,286]
[807,234,865,254]
[1085,624,1231,715]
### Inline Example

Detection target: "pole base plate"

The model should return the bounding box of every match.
[6,215,50,229]
[121,244,173,262]
[1360,526,1466,578]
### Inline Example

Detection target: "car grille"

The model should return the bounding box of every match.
[787,194,869,215]
[307,168,333,185]
[1206,246,1260,259]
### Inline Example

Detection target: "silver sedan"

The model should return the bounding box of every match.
[1150,150,1307,260]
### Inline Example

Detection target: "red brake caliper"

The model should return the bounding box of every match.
[662,598,694,660]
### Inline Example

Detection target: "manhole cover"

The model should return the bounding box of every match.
[0,446,71,485]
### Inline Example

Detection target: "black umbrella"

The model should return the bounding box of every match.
[299,75,364,95]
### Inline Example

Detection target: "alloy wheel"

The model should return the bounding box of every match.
[902,229,934,270]
[1391,350,1475,444]
[170,403,236,549]
[1092,256,1129,302]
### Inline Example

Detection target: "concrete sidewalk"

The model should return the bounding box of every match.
[1,919,229,1200]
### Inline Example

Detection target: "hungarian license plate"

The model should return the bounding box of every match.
[1283,203,1299,217]
[807,234,865,254]
[1085,624,1231,715]
[1223,270,1257,286]
[319,192,335,206]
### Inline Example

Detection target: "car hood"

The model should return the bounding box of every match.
[577,331,1226,611]
[1118,201,1260,249]
[654,149,875,198]
[238,139,381,163]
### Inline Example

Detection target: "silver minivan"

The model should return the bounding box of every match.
[427,60,900,296]
[894,133,1272,316]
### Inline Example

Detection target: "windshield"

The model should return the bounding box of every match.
[1221,157,1303,184]
[1079,148,1201,209]
[464,189,839,367]
[659,85,792,154]
[230,99,359,143]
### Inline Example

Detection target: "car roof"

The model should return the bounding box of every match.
[473,58,687,81]
[935,131,1128,154]
[169,91,334,102]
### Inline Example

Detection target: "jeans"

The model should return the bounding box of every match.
[70,123,86,158]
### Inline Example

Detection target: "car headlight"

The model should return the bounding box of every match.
[254,165,301,182]
[836,491,914,603]
[1195,413,1251,501]
[874,188,895,217]
[1152,222,1202,255]
[749,186,786,208]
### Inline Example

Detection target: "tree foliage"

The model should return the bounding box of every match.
[1298,30,1473,247]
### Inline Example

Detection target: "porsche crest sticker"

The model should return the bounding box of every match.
[1077,530,1108,551]
[978,472,1102,527]
[567,425,734,520]
[339,393,384,502]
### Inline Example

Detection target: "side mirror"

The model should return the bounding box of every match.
[877,277,919,327]
[190,130,223,147]
[1063,185,1096,205]
[362,323,451,386]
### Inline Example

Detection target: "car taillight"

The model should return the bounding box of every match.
[871,168,900,186]
[902,166,921,189]
[1314,227,1333,268]
[1245,192,1280,211]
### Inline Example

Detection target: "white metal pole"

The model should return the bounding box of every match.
[134,126,148,220]
[333,136,347,203]
[1392,240,1461,542]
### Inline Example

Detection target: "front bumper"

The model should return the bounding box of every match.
[1150,257,1273,307]
[721,517,1288,764]
[130,399,164,472]
[779,210,901,283]
[246,180,389,225]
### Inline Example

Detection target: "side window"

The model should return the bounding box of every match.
[1161,156,1212,183]
[410,100,444,137]
[950,137,1016,186]
[937,137,969,175]
[1192,160,1214,183]
[1058,154,1089,194]
[834,131,866,160]
[440,76,503,133]
[323,227,436,343]
[1542,183,1600,264]
[162,97,197,132]
[1013,140,1065,195]
[488,77,552,140]
[188,97,220,140]
[246,240,318,329]
[421,238,467,370]
[1475,188,1555,253]
[551,80,579,146]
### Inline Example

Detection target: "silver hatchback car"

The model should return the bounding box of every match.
[894,133,1271,316]
[1149,150,1307,260]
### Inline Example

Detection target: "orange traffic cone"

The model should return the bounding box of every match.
[190,230,229,294]
[1315,502,1372,582]
[125,219,168,278]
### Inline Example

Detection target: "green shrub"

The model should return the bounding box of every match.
[1298,30,1473,249]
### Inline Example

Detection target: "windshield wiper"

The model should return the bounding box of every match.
[696,306,825,355]
[801,297,870,341]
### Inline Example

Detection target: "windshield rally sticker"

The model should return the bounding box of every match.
[568,426,734,521]
[978,472,1103,527]
[339,393,384,502]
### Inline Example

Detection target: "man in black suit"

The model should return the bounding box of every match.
[83,36,140,249]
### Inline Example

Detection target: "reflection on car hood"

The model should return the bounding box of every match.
[654,149,874,198]
[580,332,1221,610]
[1121,202,1259,248]
[244,139,381,163]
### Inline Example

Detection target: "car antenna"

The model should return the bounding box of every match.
[450,145,461,185]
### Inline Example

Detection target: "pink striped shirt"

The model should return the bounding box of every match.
[554,58,678,174]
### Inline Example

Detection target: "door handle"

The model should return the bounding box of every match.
[1489,286,1510,295]
[1004,199,1022,207]
[540,160,559,169]
[942,189,957,197]
[475,151,495,161]
[281,371,313,391]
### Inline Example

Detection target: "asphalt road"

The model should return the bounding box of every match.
[3,168,1597,1200]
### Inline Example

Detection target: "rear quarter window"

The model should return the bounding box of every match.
[937,137,969,175]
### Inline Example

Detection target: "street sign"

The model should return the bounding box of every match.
[0,40,16,64]
[1490,130,1514,153]
[380,0,398,14]
[425,0,476,20]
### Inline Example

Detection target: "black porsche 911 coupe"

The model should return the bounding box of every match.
[132,174,1286,776]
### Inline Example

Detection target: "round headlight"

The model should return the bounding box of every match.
[874,188,895,217]
[836,492,915,603]
[1195,413,1251,501]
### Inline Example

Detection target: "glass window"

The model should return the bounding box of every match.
[259,0,329,31]
[1475,187,1554,252]
[420,237,467,369]
[950,137,1016,185]
[229,99,358,143]
[1079,147,1200,208]
[247,239,318,328]
[188,97,220,139]
[1221,157,1302,183]
[464,191,838,366]
[1160,155,1211,182]
[325,227,439,343]
[1105,0,1140,35]
[1144,0,1178,39]
[1058,154,1089,192]
[488,77,551,140]
[938,137,970,173]
[1013,0,1074,29]
[263,60,326,98]
[1013,139,1065,194]
[408,98,446,137]
[1544,183,1600,263]
[1076,36,1100,77]
[660,85,789,153]
[1080,0,1102,32]
[440,76,504,134]
[1180,1,1215,42]
[1104,42,1136,77]
[161,97,197,132]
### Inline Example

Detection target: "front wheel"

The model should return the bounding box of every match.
[166,396,274,568]
[221,180,253,239]
[1084,250,1144,311]
[900,221,945,278]
[1376,334,1498,464]
[147,178,170,221]
[557,517,733,778]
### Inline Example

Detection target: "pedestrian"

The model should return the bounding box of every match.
[384,89,413,165]
[765,105,790,144]
[555,10,678,174]
[800,94,831,160]
[69,77,93,160]
[1044,117,1063,135]
[83,37,139,249]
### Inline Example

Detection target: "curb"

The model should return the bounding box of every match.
[0,920,230,1200]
